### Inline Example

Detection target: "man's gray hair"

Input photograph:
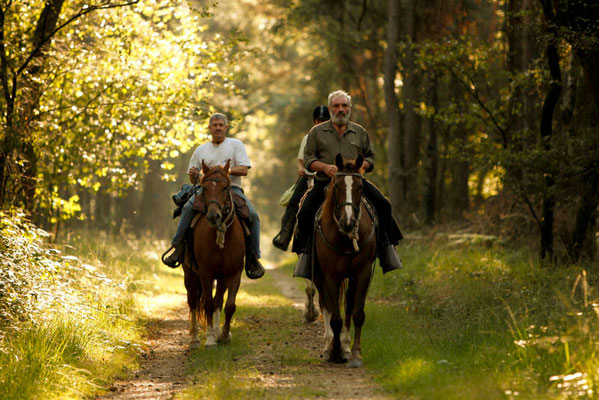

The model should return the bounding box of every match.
[328,90,351,107]
[209,113,228,125]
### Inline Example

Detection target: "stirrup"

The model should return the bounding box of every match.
[162,244,182,268]
[379,245,403,273]
[245,255,265,279]
[293,253,312,279]
[272,231,291,251]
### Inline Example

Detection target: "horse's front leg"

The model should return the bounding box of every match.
[347,266,371,368]
[324,277,345,363]
[313,275,333,360]
[201,277,217,347]
[213,279,227,340]
[184,265,201,348]
[304,279,319,322]
[218,271,241,344]
[342,278,356,361]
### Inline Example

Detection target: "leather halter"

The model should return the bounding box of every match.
[201,169,235,249]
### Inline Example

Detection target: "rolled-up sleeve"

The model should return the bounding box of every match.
[303,126,319,172]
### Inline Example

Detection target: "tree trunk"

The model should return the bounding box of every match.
[137,158,164,234]
[539,0,562,261]
[384,0,403,221]
[424,75,438,225]
[570,173,599,261]
[399,0,419,223]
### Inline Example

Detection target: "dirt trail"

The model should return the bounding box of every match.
[97,267,389,399]
[97,294,190,400]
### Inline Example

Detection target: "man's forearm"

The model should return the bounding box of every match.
[309,160,327,173]
[230,166,248,176]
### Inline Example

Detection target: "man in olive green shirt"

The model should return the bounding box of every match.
[292,90,403,277]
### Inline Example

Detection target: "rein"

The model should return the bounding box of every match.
[201,169,235,249]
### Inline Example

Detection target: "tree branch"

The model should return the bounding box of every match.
[447,68,508,147]
[16,0,140,77]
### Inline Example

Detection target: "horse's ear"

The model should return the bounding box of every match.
[354,155,364,171]
[223,159,231,173]
[202,160,210,174]
[335,153,344,169]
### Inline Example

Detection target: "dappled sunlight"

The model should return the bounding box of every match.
[387,357,435,387]
[236,290,293,308]
[138,292,187,319]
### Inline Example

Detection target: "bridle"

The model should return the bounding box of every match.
[318,171,373,255]
[201,169,235,249]
[332,172,363,233]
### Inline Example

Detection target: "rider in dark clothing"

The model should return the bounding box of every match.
[292,90,403,277]
[273,105,330,251]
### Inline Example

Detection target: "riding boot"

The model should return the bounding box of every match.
[245,249,265,279]
[163,241,185,268]
[379,245,403,273]
[273,206,297,251]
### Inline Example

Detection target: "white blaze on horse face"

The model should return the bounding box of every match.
[344,175,353,224]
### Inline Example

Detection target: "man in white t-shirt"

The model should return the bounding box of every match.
[163,113,264,279]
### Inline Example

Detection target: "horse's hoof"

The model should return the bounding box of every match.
[323,351,332,362]
[346,357,362,368]
[217,332,232,344]
[304,308,320,323]
[205,338,217,347]
[189,340,201,350]
[342,351,352,362]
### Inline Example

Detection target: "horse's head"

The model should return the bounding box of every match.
[200,159,232,227]
[331,153,364,235]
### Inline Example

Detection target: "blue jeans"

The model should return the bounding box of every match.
[171,186,261,258]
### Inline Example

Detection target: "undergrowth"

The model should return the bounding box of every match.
[364,235,599,399]
[0,210,169,400]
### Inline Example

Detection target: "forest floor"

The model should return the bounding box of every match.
[97,265,389,400]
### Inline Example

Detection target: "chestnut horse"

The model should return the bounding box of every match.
[312,154,377,367]
[183,160,245,348]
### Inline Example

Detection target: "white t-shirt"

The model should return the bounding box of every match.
[187,137,251,188]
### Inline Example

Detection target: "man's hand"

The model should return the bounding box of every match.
[359,160,370,175]
[189,167,200,184]
[297,159,305,176]
[322,164,338,178]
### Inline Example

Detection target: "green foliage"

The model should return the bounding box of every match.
[1,1,239,223]
[0,210,57,326]
[0,211,146,399]
[362,238,599,398]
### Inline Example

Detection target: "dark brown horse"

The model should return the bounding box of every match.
[183,160,245,348]
[312,154,377,367]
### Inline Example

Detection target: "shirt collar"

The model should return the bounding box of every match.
[322,120,356,135]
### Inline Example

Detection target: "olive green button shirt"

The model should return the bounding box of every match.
[303,120,375,181]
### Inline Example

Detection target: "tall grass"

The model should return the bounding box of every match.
[0,211,167,399]
[362,236,599,398]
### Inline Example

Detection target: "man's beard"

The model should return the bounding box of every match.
[331,110,351,125]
